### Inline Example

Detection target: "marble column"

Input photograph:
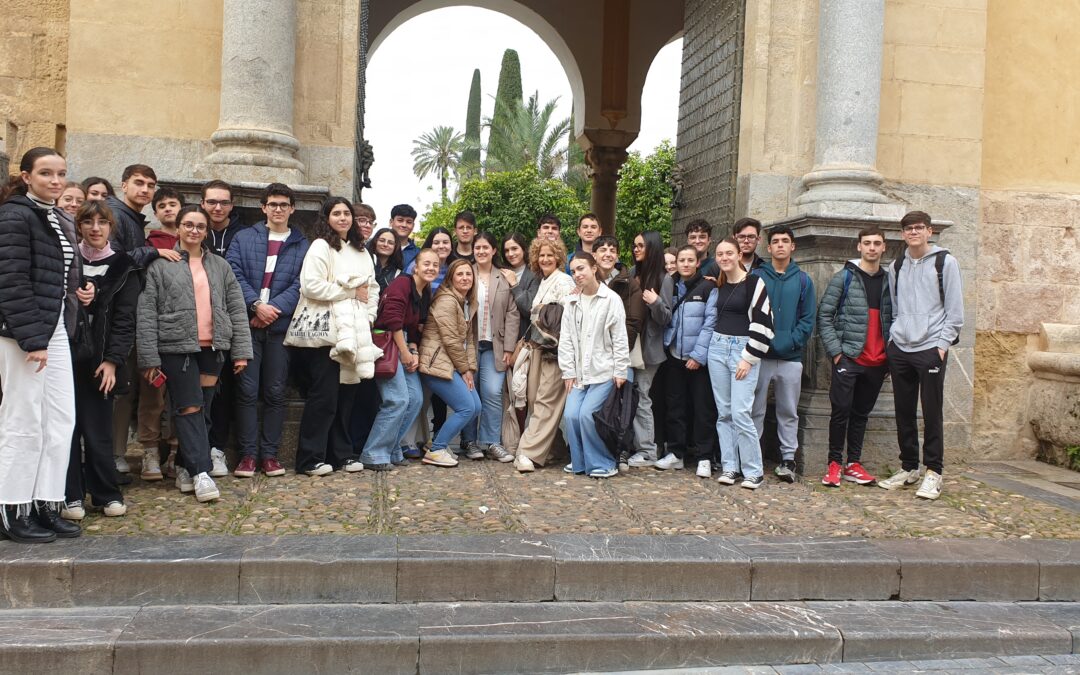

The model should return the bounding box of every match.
[583,128,637,235]
[200,0,305,184]
[797,0,888,211]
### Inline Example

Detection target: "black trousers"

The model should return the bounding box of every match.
[663,357,719,463]
[827,355,888,465]
[349,378,379,453]
[887,342,946,475]
[208,350,234,450]
[293,347,358,472]
[160,349,223,477]
[67,366,124,505]
[651,359,669,450]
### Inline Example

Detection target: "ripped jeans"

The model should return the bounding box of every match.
[159,348,224,476]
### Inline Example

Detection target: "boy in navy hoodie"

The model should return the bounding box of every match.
[751,225,816,482]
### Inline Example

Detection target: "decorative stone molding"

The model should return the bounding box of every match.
[1027,323,1080,469]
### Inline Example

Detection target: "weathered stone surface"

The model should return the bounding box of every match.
[549,534,751,601]
[72,536,247,606]
[805,601,1072,662]
[397,535,555,602]
[1008,540,1080,601]
[0,607,138,675]
[0,540,76,608]
[875,539,1039,601]
[239,535,397,603]
[112,604,419,675]
[1020,603,1080,653]
[729,537,900,601]
[416,602,841,673]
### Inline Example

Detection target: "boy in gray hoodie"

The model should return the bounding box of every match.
[878,211,964,500]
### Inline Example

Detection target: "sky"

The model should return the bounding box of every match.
[361,6,682,224]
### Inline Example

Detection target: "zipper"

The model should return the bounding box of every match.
[428,345,442,368]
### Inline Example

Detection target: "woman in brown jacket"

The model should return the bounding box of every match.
[418,258,480,468]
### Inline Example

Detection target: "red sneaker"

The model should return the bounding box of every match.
[822,461,842,487]
[233,456,257,478]
[262,458,286,477]
[843,462,876,485]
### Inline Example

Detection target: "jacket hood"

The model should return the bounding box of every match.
[105,195,146,222]
[758,259,803,280]
[905,244,948,261]
[844,259,886,277]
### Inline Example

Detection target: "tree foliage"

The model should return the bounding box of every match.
[461,69,482,179]
[410,125,463,202]
[489,49,522,154]
[614,139,676,256]
[485,92,570,179]
[420,167,587,243]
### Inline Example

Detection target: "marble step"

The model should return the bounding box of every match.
[1,534,1077,609]
[0,600,1076,675]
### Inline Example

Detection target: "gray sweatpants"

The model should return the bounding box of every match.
[751,359,803,461]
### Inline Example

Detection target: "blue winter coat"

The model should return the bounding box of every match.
[752,260,816,361]
[663,273,714,364]
[225,222,310,334]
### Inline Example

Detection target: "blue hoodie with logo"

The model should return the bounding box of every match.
[753,260,816,361]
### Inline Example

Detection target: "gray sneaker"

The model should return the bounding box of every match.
[485,443,514,463]
[774,460,797,483]
[627,451,656,468]
[463,443,485,460]
[175,467,194,493]
[193,472,220,503]
[878,468,921,491]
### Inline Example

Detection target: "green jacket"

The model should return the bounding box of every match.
[817,260,892,359]
[137,246,253,370]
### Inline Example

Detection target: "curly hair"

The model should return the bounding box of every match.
[528,236,567,276]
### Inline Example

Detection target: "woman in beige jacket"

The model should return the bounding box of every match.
[418,258,480,467]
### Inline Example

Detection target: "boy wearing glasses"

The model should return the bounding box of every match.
[878,211,963,500]
[201,179,248,257]
[734,217,765,273]
[449,210,477,263]
[225,183,309,479]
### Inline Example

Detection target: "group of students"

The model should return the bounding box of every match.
[0,146,963,544]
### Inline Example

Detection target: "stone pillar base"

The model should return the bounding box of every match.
[198,128,305,185]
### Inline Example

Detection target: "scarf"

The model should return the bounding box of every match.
[79,241,114,262]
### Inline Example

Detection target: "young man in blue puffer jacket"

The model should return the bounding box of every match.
[751,225,816,483]
[661,245,722,478]
[225,183,309,480]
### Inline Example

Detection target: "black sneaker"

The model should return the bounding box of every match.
[774,460,797,483]
[740,475,765,490]
[716,471,741,485]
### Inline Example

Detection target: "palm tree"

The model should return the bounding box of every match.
[485,91,571,179]
[411,125,464,201]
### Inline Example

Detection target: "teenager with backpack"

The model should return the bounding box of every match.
[817,226,892,487]
[878,211,963,500]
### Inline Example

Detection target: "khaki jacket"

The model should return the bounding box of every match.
[419,286,478,380]
[474,265,520,372]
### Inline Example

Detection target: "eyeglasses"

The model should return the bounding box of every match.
[736,234,759,241]
[180,223,207,232]
[355,217,372,224]
[203,199,232,208]
[265,202,292,211]
[902,224,928,233]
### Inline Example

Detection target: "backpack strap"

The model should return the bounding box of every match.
[794,271,809,321]
[836,268,854,315]
[934,250,947,305]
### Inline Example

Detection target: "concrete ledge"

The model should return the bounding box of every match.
[549,534,751,601]
[0,542,75,609]
[396,535,555,602]
[1021,603,1080,653]
[0,607,137,675]
[875,539,1040,601]
[1010,539,1080,601]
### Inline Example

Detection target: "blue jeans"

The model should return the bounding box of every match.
[564,380,615,474]
[465,344,505,446]
[422,371,481,452]
[707,333,763,478]
[361,362,422,465]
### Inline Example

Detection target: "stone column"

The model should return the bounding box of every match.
[796,0,888,211]
[582,129,637,235]
[200,0,305,184]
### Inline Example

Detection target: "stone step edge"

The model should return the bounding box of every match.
[2,535,1076,609]
[0,601,1076,675]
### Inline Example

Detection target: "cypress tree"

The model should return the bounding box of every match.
[489,49,522,164]
[462,68,482,179]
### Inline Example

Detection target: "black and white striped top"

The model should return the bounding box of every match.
[711,275,774,364]
[28,193,75,279]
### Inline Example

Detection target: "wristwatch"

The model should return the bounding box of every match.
[249,300,263,314]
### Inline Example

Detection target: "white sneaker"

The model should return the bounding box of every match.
[141,448,163,481]
[878,468,921,491]
[209,448,229,477]
[61,500,85,521]
[696,460,712,478]
[627,451,656,468]
[115,456,131,474]
[175,467,194,493]
[915,470,943,500]
[422,449,459,467]
[193,472,220,502]
[589,467,618,478]
[343,460,364,473]
[655,453,684,470]
[103,501,127,517]
[514,454,535,473]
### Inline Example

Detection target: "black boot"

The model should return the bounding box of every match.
[34,502,81,538]
[0,505,57,543]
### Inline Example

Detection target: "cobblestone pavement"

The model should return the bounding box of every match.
[597,653,1080,673]
[79,451,1080,537]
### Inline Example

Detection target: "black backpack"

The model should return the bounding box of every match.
[593,382,639,460]
[892,251,960,345]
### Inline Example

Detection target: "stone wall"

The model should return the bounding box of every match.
[0,0,69,160]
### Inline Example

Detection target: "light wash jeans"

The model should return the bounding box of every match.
[361,362,422,465]
[752,359,803,462]
[631,363,660,457]
[465,344,505,446]
[564,380,616,474]
[422,371,481,452]
[707,333,763,479]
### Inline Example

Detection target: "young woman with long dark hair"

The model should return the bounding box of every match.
[367,228,403,292]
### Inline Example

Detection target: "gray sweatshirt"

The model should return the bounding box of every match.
[887,245,964,352]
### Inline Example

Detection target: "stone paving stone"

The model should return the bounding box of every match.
[416,601,842,674]
[239,469,377,535]
[549,534,751,601]
[1008,540,1080,601]
[773,665,825,673]
[863,661,918,672]
[72,535,247,605]
[996,654,1052,666]
[112,604,419,675]
[0,606,138,675]
[495,467,646,534]
[1044,654,1080,665]
[728,537,900,601]
[238,535,397,603]
[390,461,518,535]
[874,539,1040,601]
[0,539,78,608]
[804,601,1072,662]
[397,534,555,602]
[1021,604,1080,653]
